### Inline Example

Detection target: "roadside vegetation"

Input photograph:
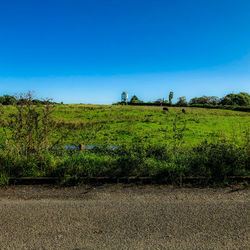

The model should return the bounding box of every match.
[0,92,249,185]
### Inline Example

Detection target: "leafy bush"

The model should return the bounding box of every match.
[175,96,188,107]
[0,95,17,105]
[0,173,9,186]
[189,140,249,182]
[189,96,219,105]
[0,139,249,185]
[0,92,68,159]
[220,92,250,106]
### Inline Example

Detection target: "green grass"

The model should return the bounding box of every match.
[0,104,249,185]
[46,104,250,146]
[1,104,250,146]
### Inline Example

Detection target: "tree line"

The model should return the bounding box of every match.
[0,94,58,105]
[1,92,250,107]
[120,92,250,107]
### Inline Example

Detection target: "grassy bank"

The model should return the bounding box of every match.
[2,104,250,146]
[0,103,249,185]
[0,140,249,185]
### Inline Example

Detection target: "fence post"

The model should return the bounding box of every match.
[80,144,84,151]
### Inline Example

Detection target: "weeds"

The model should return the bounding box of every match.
[0,173,9,186]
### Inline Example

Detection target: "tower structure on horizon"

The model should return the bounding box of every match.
[121,91,129,103]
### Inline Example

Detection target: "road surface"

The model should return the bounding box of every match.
[0,185,249,249]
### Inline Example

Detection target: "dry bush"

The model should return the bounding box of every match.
[2,92,68,158]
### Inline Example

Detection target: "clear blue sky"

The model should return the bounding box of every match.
[0,0,249,104]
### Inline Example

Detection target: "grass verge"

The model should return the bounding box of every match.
[0,140,249,186]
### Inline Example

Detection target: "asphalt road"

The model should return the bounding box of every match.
[0,185,249,249]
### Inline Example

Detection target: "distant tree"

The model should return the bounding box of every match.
[0,96,5,104]
[189,97,199,105]
[208,96,220,105]
[32,99,43,105]
[189,93,250,106]
[163,99,169,104]
[0,93,58,105]
[130,95,138,102]
[155,98,164,104]
[176,96,188,106]
[169,92,174,105]
[189,96,219,105]
[130,95,143,104]
[0,95,17,105]
[189,96,209,104]
[219,92,250,106]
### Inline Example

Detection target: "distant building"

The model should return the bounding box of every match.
[121,92,129,103]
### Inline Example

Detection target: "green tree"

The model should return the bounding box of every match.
[155,98,163,104]
[189,96,219,105]
[169,91,174,105]
[0,96,5,104]
[176,96,188,106]
[220,92,250,106]
[208,96,220,105]
[130,95,143,104]
[1,95,17,105]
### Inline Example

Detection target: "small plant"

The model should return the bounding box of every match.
[172,114,187,150]
[0,173,9,186]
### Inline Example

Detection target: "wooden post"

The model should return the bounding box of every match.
[79,144,84,151]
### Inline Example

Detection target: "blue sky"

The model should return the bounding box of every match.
[0,0,249,104]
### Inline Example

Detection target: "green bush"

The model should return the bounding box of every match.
[220,92,250,106]
[189,140,249,182]
[0,140,249,185]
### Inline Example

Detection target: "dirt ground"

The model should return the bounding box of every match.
[0,185,249,249]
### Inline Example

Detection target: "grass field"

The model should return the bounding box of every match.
[49,105,250,146]
[1,104,250,146]
[0,104,249,184]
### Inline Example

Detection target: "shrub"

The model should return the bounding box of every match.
[189,96,219,105]
[189,140,249,183]
[220,92,250,106]
[175,96,188,106]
